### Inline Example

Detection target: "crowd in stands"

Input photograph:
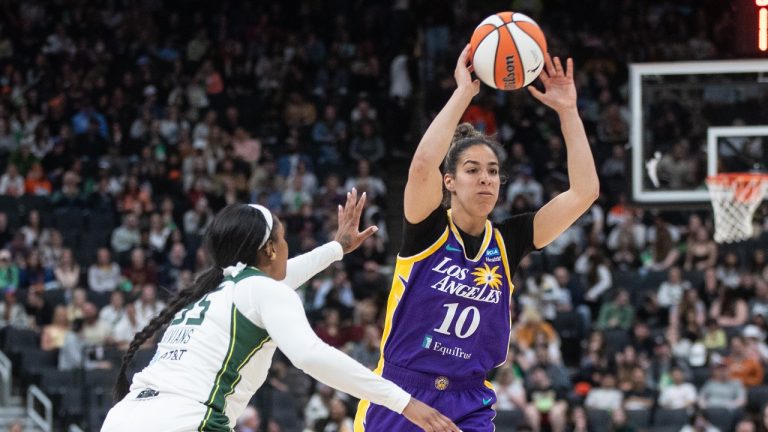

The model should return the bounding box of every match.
[0,0,765,431]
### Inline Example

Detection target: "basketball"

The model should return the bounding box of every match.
[469,12,547,90]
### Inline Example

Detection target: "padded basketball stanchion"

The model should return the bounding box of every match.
[705,173,768,243]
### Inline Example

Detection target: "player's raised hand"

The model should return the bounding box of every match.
[528,53,577,113]
[334,188,378,254]
[455,44,480,97]
[402,397,461,432]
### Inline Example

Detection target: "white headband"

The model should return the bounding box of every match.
[249,204,274,248]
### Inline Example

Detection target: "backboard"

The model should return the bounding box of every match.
[629,60,768,207]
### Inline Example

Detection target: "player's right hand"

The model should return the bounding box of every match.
[455,44,480,97]
[402,397,461,432]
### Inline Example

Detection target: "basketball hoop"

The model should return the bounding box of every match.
[706,173,768,243]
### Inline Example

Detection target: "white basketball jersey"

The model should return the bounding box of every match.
[131,267,276,431]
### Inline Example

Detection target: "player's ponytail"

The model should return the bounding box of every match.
[442,123,506,207]
[113,203,277,402]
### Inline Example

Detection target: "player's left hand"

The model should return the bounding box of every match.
[335,188,378,254]
[528,53,577,114]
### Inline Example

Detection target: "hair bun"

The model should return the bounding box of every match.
[453,123,482,141]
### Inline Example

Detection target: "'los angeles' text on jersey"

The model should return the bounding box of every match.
[378,211,514,376]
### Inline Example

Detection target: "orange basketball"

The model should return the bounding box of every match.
[469,12,547,90]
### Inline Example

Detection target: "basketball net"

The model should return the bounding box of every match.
[706,173,768,243]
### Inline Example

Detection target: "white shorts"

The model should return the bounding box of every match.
[101,389,215,432]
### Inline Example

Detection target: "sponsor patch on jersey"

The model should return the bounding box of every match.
[485,247,500,257]
[421,334,433,349]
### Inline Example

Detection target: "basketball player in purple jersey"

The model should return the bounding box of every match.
[354,45,599,432]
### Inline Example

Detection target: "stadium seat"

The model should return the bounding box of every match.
[586,409,612,432]
[19,348,58,387]
[39,369,79,409]
[494,409,526,430]
[271,390,301,431]
[126,348,155,382]
[747,385,768,413]
[703,407,736,432]
[653,408,689,430]
[691,366,712,389]
[602,328,630,356]
[625,408,651,429]
[642,270,669,290]
[552,311,583,367]
[2,327,39,357]
[0,195,21,229]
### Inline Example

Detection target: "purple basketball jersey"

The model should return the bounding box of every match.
[379,211,514,376]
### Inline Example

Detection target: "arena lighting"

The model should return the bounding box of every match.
[760,0,768,51]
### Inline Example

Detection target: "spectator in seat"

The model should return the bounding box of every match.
[743,325,768,364]
[702,317,727,352]
[585,373,624,412]
[111,213,140,255]
[58,318,112,371]
[304,383,335,430]
[0,290,30,328]
[88,248,122,293]
[24,162,51,196]
[314,398,354,432]
[698,356,746,412]
[492,366,527,413]
[623,367,656,411]
[710,286,749,329]
[726,336,764,387]
[314,308,351,349]
[134,283,165,329]
[344,159,386,204]
[506,166,544,208]
[81,302,111,346]
[122,248,157,293]
[683,227,717,271]
[658,366,697,411]
[236,406,261,432]
[112,302,142,350]
[41,305,70,351]
[348,324,381,370]
[596,289,635,331]
[524,366,568,432]
[657,266,691,309]
[53,248,79,291]
[99,290,126,334]
[0,164,24,197]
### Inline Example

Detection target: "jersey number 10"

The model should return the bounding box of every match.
[433,303,480,339]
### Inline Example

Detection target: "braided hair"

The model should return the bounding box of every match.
[113,204,279,401]
[441,123,506,207]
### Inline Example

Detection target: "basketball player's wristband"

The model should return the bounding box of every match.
[280,241,344,289]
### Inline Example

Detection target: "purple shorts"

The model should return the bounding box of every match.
[355,363,497,432]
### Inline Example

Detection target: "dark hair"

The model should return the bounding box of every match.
[441,123,506,207]
[114,204,279,401]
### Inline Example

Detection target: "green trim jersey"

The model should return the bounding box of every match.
[110,262,411,432]
[132,268,276,431]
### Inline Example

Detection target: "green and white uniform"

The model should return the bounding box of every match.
[102,242,410,432]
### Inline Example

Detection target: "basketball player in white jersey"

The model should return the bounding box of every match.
[102,190,458,432]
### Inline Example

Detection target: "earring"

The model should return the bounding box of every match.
[269,252,276,260]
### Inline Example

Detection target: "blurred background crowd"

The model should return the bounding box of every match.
[0,0,765,431]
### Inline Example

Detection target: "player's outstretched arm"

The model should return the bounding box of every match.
[248,281,459,432]
[280,188,377,289]
[404,44,479,224]
[528,54,599,248]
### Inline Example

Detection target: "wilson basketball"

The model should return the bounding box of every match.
[469,12,547,90]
